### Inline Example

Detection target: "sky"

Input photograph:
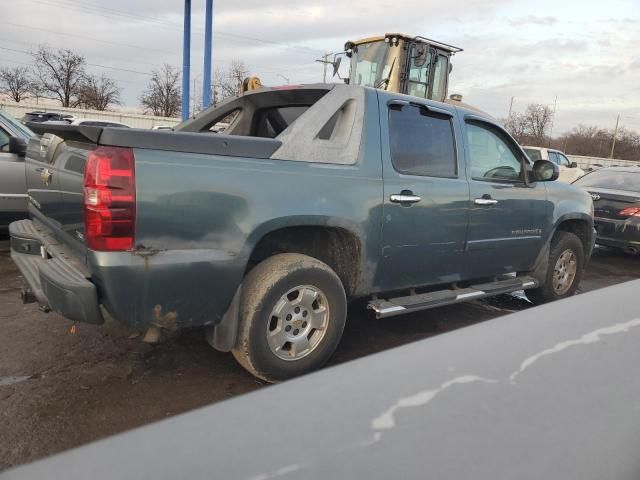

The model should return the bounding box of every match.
[1,0,639,135]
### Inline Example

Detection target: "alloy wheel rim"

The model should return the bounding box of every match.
[552,249,577,295]
[266,285,330,361]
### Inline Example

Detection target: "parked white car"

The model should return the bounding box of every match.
[522,146,585,183]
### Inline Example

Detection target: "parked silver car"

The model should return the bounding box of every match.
[0,111,32,231]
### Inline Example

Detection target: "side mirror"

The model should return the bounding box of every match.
[8,136,27,157]
[570,161,578,168]
[332,57,342,77]
[532,160,559,182]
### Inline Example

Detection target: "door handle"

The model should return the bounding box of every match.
[390,193,422,204]
[474,197,498,205]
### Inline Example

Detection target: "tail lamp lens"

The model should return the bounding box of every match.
[84,146,135,251]
[618,207,640,218]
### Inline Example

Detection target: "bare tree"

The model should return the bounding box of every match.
[554,124,640,161]
[214,60,249,101]
[0,66,33,103]
[78,74,121,111]
[140,64,181,117]
[503,112,528,143]
[521,104,553,146]
[33,45,86,107]
[29,82,46,104]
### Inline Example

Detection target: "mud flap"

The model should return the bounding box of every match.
[528,240,551,287]
[205,284,242,352]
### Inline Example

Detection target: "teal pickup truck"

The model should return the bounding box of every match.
[10,84,594,381]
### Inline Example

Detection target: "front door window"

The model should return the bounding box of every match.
[466,122,524,182]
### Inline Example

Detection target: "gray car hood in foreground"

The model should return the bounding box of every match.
[4,280,640,480]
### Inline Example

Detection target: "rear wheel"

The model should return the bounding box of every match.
[232,253,347,382]
[527,231,584,305]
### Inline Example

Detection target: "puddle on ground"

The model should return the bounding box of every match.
[0,375,32,387]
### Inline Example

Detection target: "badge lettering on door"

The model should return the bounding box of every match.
[511,229,542,236]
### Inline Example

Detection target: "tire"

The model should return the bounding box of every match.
[527,231,585,305]
[232,253,347,382]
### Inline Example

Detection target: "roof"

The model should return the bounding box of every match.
[522,146,569,154]
[347,33,463,53]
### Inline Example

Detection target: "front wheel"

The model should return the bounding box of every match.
[527,231,585,305]
[232,253,347,382]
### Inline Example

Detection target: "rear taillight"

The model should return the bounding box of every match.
[618,207,640,218]
[84,146,135,251]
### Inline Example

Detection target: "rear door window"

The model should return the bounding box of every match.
[388,104,457,177]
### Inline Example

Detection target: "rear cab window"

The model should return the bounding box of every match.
[388,103,457,177]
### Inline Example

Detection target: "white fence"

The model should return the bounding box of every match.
[0,102,181,129]
[567,155,639,171]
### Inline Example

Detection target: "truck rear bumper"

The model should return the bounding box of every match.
[9,219,103,324]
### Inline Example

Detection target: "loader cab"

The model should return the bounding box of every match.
[345,34,461,103]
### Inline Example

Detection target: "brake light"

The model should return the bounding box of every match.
[618,207,640,217]
[84,146,135,251]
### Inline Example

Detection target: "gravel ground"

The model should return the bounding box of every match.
[0,240,638,470]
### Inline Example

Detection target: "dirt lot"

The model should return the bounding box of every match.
[0,240,638,470]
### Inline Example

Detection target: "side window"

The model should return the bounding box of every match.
[466,122,524,182]
[407,46,431,99]
[523,148,542,162]
[388,104,457,177]
[0,127,10,151]
[547,151,559,165]
[64,153,86,174]
[556,153,570,167]
[431,55,449,102]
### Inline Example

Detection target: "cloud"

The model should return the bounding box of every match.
[508,15,558,26]
[1,0,638,134]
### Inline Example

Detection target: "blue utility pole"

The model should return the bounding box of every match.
[181,0,191,121]
[202,0,214,109]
